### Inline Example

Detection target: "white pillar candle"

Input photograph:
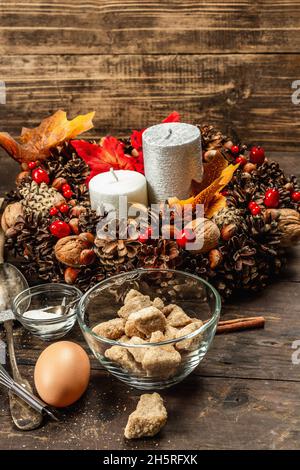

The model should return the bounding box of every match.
[142,122,202,203]
[89,169,148,214]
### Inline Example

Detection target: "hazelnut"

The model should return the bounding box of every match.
[64,267,80,284]
[79,232,95,245]
[221,223,236,241]
[203,150,217,162]
[243,162,257,174]
[131,148,139,157]
[70,205,87,218]
[52,177,68,191]
[79,249,96,265]
[69,218,80,235]
[16,171,30,185]
[209,249,223,269]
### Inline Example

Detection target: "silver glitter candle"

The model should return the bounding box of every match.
[142,122,202,203]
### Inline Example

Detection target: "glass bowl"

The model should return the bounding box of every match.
[13,283,82,341]
[78,269,221,390]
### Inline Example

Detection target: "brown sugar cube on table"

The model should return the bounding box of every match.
[92,318,126,340]
[124,393,167,439]
[125,306,166,338]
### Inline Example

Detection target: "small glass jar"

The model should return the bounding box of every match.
[13,283,82,341]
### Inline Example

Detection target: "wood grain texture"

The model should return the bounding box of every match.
[1,0,300,55]
[1,367,300,450]
[0,54,300,150]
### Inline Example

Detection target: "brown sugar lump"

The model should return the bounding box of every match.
[124,289,143,304]
[126,336,149,363]
[125,306,166,338]
[164,324,179,341]
[118,295,152,319]
[142,343,181,378]
[124,393,167,439]
[104,345,141,374]
[163,304,192,328]
[92,318,126,340]
[175,320,203,352]
[152,297,164,311]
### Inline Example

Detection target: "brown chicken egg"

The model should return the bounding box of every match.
[34,341,90,408]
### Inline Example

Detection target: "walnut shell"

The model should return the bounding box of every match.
[54,235,91,267]
[267,208,300,247]
[1,202,23,232]
[185,218,220,254]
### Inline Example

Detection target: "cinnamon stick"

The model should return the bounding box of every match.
[216,316,265,334]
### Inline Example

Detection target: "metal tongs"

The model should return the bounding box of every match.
[0,364,58,421]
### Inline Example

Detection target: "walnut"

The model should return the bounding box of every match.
[1,202,23,232]
[54,235,91,267]
[184,218,220,254]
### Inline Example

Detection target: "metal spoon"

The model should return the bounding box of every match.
[0,199,43,430]
[42,297,78,316]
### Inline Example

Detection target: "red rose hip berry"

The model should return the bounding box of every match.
[235,156,247,166]
[264,188,280,208]
[63,189,73,199]
[176,228,196,249]
[249,146,265,165]
[231,145,239,155]
[32,168,50,185]
[248,201,261,215]
[28,161,37,169]
[138,227,152,243]
[62,183,71,192]
[49,220,71,238]
[59,203,70,214]
[49,207,59,216]
[292,191,300,202]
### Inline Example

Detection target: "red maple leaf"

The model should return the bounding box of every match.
[71,136,137,185]
[71,112,180,184]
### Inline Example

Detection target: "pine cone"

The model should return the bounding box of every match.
[137,239,180,270]
[212,207,247,232]
[200,124,232,152]
[19,181,64,216]
[45,142,89,185]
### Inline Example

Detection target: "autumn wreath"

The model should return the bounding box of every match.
[1,111,300,300]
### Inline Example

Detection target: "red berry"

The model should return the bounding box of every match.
[248,201,261,215]
[235,156,247,166]
[49,207,59,216]
[32,168,50,185]
[176,228,196,249]
[138,227,152,243]
[231,145,239,154]
[59,203,70,214]
[249,146,265,165]
[49,220,71,238]
[291,191,300,203]
[62,183,71,192]
[221,189,229,196]
[28,161,37,169]
[264,188,280,208]
[63,189,73,199]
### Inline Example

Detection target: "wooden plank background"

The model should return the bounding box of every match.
[0,0,300,180]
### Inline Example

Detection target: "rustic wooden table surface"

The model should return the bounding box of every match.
[0,151,299,450]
